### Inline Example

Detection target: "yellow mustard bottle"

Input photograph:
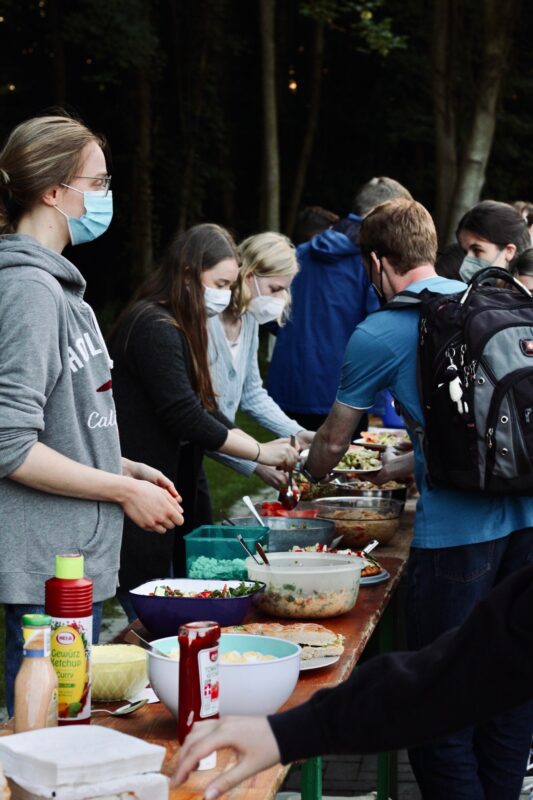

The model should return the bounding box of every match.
[14,614,58,733]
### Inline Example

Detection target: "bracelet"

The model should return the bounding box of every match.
[253,441,261,462]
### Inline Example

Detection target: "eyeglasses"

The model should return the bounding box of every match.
[72,175,112,196]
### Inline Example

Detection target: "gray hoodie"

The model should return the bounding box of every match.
[0,234,123,603]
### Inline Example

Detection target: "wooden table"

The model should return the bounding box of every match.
[100,507,415,800]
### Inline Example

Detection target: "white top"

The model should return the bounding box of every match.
[225,329,243,365]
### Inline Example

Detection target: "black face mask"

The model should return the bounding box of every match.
[370,255,388,308]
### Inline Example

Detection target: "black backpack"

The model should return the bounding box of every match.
[385,267,533,494]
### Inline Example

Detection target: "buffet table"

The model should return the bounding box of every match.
[100,504,415,800]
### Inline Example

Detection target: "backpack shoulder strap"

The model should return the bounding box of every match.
[379,290,422,312]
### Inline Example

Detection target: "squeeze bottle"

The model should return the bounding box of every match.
[45,554,93,725]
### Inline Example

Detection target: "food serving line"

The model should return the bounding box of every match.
[99,504,414,800]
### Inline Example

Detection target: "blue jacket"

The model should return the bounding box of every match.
[267,224,379,414]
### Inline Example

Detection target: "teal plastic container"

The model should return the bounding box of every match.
[184,524,268,580]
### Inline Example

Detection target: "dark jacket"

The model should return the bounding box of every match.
[109,303,232,589]
[269,563,533,761]
[267,226,378,415]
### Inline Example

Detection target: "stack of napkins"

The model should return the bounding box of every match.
[0,727,168,800]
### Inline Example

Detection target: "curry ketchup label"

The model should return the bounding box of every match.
[50,616,92,723]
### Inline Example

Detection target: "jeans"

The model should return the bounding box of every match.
[406,529,533,800]
[4,601,104,718]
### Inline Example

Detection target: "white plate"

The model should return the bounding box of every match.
[353,438,388,452]
[332,466,382,475]
[300,655,340,671]
[360,568,390,586]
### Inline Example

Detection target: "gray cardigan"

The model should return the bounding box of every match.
[208,314,301,476]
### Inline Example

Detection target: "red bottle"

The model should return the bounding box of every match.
[45,554,93,725]
[177,621,220,770]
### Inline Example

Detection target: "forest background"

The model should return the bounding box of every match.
[0,0,532,325]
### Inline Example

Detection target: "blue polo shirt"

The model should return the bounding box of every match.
[337,276,533,548]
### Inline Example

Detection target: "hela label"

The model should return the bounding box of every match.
[50,616,92,723]
[198,646,219,719]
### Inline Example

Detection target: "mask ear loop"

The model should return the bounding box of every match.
[253,273,263,297]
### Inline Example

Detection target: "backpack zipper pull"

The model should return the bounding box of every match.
[420,317,427,345]
[486,427,494,449]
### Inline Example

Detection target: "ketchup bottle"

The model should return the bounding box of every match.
[177,621,220,770]
[45,555,93,726]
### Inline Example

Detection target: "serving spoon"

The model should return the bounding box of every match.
[242,495,267,527]
[236,533,262,565]
[91,698,148,717]
[123,628,170,658]
[280,435,298,510]
[255,541,271,566]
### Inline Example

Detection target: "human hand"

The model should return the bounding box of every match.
[254,463,289,489]
[258,439,299,470]
[371,449,414,485]
[120,479,184,533]
[296,429,315,447]
[122,458,180,499]
[171,716,281,799]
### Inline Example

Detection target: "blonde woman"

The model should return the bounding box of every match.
[0,112,184,714]
[208,232,314,488]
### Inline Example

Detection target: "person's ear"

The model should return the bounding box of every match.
[370,251,381,274]
[504,243,517,264]
[41,186,61,208]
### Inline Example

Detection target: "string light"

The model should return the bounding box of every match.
[288,80,298,93]
[8,84,16,92]
[86,58,93,64]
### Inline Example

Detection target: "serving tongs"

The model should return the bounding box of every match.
[236,533,262,565]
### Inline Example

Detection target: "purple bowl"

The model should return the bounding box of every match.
[129,578,265,639]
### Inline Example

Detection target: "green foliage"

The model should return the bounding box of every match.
[300,0,406,56]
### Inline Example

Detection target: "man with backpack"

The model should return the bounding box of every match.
[302,198,533,800]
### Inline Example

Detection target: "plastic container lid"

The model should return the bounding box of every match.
[55,554,84,579]
[22,613,52,627]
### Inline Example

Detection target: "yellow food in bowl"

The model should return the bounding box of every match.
[220,650,277,664]
[92,644,148,702]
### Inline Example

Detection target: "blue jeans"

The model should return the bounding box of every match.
[4,601,104,718]
[406,529,533,799]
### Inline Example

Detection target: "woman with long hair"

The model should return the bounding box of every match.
[456,200,531,282]
[208,232,314,489]
[109,224,298,614]
[0,112,183,715]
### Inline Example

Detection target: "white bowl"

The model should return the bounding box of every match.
[246,552,363,619]
[148,633,300,717]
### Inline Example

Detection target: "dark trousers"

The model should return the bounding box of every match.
[406,530,533,799]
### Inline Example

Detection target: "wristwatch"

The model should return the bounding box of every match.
[301,465,328,485]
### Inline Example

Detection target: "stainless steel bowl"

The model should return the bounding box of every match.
[229,516,336,552]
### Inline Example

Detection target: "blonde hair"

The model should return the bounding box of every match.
[230,232,298,322]
[0,113,104,233]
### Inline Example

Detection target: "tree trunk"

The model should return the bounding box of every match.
[48,0,66,105]
[285,18,325,238]
[432,0,457,242]
[130,70,153,284]
[445,0,517,241]
[260,0,280,231]
[171,3,211,233]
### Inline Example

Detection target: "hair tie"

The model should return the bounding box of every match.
[0,169,10,186]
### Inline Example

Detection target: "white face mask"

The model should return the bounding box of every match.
[204,285,231,317]
[248,275,287,324]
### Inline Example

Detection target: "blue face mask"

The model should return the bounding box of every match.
[56,187,113,246]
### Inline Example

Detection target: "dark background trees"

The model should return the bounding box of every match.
[1,0,532,322]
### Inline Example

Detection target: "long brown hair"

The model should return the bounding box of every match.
[112,223,238,410]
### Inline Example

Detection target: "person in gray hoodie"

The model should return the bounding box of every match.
[0,112,184,714]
